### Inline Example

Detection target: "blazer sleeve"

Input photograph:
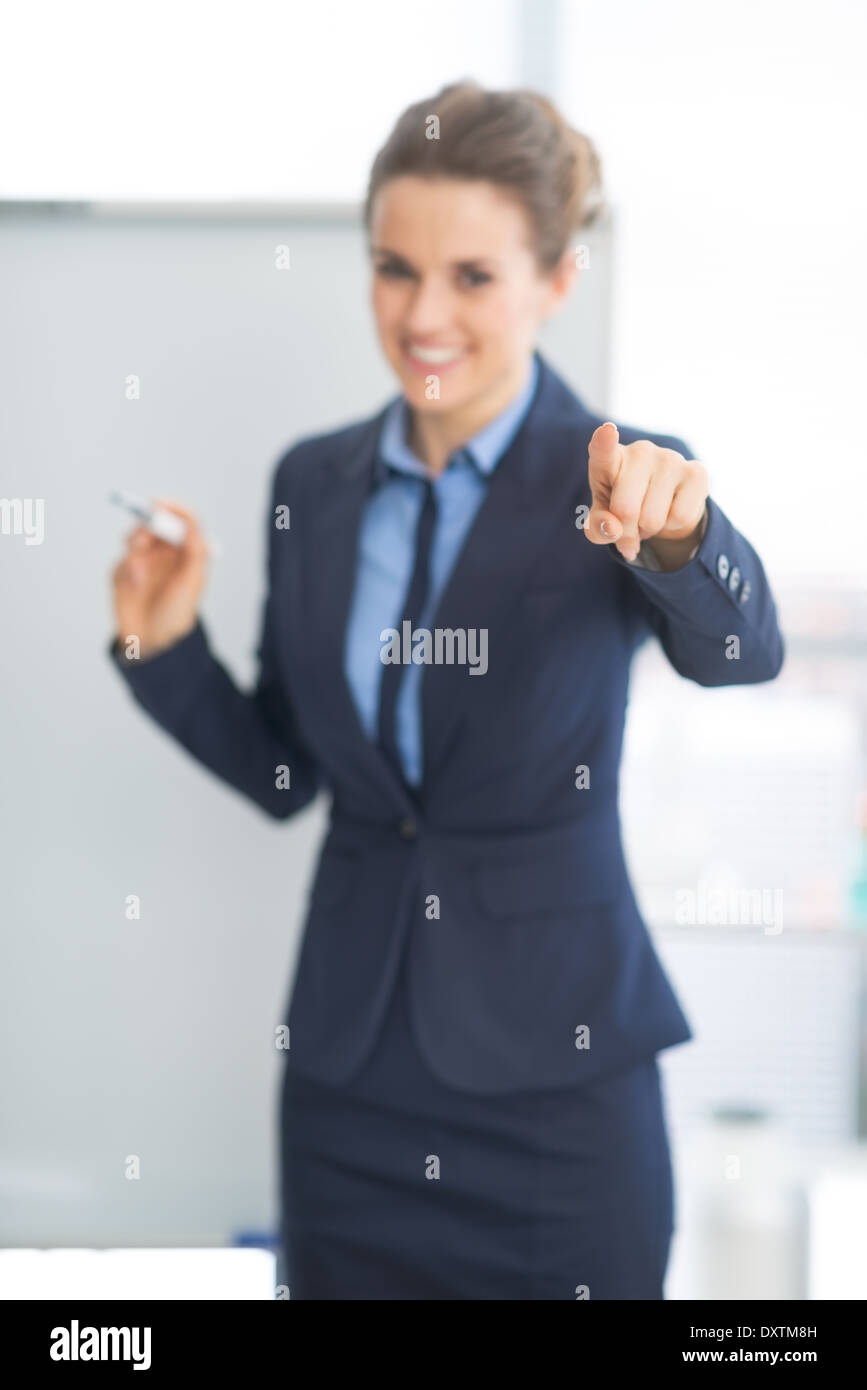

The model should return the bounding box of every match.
[611,437,785,687]
[106,452,322,819]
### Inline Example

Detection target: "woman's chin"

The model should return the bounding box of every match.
[385,347,477,404]
[396,368,480,414]
[401,386,469,414]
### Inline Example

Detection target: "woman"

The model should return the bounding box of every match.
[109,82,784,1300]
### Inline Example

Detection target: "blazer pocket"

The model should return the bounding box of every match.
[307,850,360,913]
[474,851,615,919]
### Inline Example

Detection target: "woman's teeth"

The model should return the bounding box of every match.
[405,344,466,364]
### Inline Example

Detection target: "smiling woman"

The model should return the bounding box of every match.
[109,77,783,1302]
[364,83,604,475]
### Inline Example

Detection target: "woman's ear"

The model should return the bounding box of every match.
[539,249,580,320]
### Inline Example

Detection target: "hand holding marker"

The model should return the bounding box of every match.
[108,490,189,544]
[110,492,218,660]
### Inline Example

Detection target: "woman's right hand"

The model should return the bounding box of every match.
[111,498,210,660]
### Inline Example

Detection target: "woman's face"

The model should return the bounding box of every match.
[369,176,575,417]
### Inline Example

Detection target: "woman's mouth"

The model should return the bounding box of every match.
[401,342,470,375]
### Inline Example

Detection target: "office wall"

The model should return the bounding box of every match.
[0,204,613,1244]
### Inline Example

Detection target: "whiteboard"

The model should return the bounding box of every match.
[0,202,613,1246]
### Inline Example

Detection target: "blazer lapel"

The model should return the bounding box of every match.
[303,405,420,813]
[420,356,599,789]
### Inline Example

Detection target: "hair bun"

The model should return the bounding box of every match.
[519,90,605,230]
[366,81,606,268]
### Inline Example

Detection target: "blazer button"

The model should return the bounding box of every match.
[398,817,419,840]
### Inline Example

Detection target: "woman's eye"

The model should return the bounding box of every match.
[458,268,492,288]
[375,262,412,279]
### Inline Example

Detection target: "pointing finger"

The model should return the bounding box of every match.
[588,421,622,482]
[586,421,624,545]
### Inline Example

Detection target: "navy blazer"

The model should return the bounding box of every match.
[109,353,784,1094]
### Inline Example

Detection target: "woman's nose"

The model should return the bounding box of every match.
[402,277,456,336]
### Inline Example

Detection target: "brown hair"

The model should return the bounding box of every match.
[364,81,605,271]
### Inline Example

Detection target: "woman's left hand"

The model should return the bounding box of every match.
[584,421,709,570]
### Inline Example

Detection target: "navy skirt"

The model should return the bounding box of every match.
[279,942,675,1300]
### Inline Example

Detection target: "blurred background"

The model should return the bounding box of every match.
[1,0,865,1300]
